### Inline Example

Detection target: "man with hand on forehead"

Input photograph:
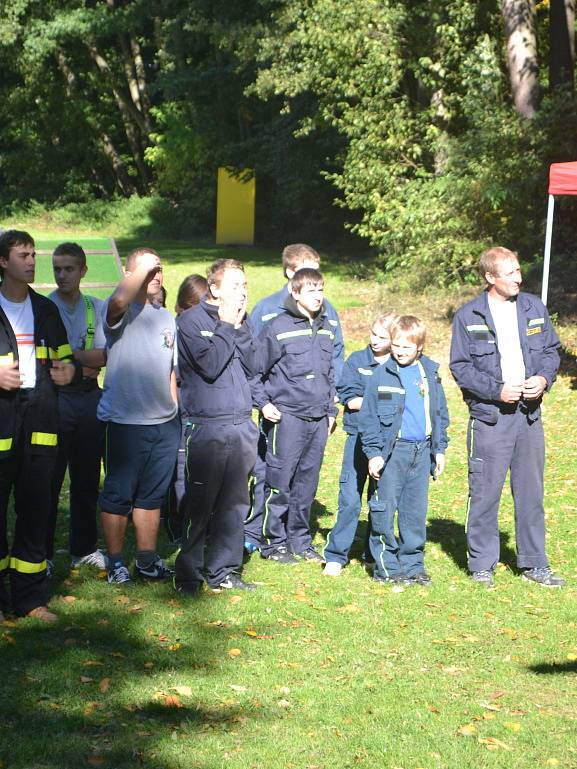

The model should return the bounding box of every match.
[175,259,260,595]
[98,247,180,586]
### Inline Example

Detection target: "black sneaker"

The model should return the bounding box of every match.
[522,567,565,587]
[209,573,257,592]
[261,546,299,565]
[295,546,324,563]
[373,572,412,586]
[471,569,494,588]
[107,563,133,586]
[175,581,202,597]
[134,556,174,580]
[409,572,432,586]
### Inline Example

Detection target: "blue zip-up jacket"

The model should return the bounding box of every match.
[177,299,260,425]
[337,345,384,435]
[449,291,560,425]
[250,285,345,382]
[252,295,338,419]
[358,354,449,475]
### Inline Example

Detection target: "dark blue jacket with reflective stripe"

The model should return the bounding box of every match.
[358,354,449,474]
[252,296,338,419]
[337,345,383,435]
[0,288,76,458]
[449,291,560,425]
[177,300,260,425]
[250,285,345,382]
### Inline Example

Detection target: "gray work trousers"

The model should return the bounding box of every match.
[466,407,549,573]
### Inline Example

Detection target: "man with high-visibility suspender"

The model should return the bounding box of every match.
[47,243,107,574]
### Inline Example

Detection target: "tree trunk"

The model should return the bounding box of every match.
[549,0,575,90]
[501,0,540,118]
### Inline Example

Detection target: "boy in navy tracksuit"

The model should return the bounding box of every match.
[175,259,260,594]
[245,244,344,552]
[253,268,337,564]
[359,315,449,585]
[323,313,396,576]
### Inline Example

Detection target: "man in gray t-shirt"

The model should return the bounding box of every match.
[48,242,108,574]
[98,247,179,586]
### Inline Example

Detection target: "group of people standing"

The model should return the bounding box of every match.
[0,232,564,622]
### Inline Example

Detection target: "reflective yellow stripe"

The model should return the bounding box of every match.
[31,432,58,447]
[58,343,72,359]
[0,438,13,451]
[35,346,60,360]
[318,329,335,339]
[200,330,214,337]
[10,557,47,574]
[35,347,49,360]
[276,329,313,341]
[0,555,9,571]
[417,360,432,437]
[0,352,14,364]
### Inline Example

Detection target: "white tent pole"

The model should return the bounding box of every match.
[541,193,555,306]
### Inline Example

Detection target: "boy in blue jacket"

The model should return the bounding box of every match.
[359,315,449,585]
[323,313,396,576]
[253,268,337,564]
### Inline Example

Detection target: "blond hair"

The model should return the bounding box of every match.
[478,247,518,283]
[390,315,426,350]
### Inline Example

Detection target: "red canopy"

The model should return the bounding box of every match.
[548,161,577,195]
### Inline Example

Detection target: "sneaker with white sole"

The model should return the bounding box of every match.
[522,567,565,587]
[471,569,494,588]
[209,573,257,592]
[323,561,343,577]
[295,546,324,563]
[71,549,107,570]
[107,563,132,586]
[261,546,299,565]
[134,556,174,581]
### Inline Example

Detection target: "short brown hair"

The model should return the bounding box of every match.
[125,246,160,271]
[371,312,397,332]
[478,247,518,282]
[176,274,208,313]
[53,242,86,267]
[290,267,324,294]
[282,243,320,277]
[390,315,426,350]
[206,258,244,288]
[0,229,35,277]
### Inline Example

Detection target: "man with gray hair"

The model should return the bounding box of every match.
[450,247,564,588]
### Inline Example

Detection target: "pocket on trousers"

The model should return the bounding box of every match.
[468,457,484,496]
[367,500,387,535]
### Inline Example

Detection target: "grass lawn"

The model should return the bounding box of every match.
[0,227,576,769]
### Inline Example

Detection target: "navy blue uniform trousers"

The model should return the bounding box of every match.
[47,387,104,559]
[369,438,431,579]
[175,420,258,589]
[261,413,328,555]
[466,408,548,572]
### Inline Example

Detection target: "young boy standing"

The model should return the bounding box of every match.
[359,316,449,585]
[98,247,180,586]
[245,244,344,552]
[175,259,259,594]
[323,313,396,576]
[47,243,107,571]
[0,230,76,621]
[254,268,337,563]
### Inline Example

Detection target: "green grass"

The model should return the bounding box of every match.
[1,230,576,769]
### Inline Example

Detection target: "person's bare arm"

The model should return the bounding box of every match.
[107,253,160,326]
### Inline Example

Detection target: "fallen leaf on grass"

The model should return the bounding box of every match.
[480,702,501,711]
[567,653,577,661]
[277,699,290,708]
[457,723,477,737]
[61,595,76,604]
[128,605,143,614]
[478,737,512,751]
[161,694,183,708]
[228,648,242,658]
[115,595,130,605]
[228,685,247,693]
[171,686,192,696]
[80,676,94,683]
[546,759,560,766]
[245,629,258,637]
[96,619,109,626]
[84,660,104,667]
[229,595,242,605]
[168,642,182,651]
[490,690,506,700]
[503,721,521,732]
[143,662,154,669]
[336,603,361,614]
[86,756,105,766]
[83,702,98,715]
[98,678,110,694]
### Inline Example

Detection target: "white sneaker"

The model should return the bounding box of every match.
[323,561,342,577]
[71,549,107,569]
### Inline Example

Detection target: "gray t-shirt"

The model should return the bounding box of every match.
[97,301,177,425]
[49,291,106,351]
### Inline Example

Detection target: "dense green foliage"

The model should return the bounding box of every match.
[1,1,577,282]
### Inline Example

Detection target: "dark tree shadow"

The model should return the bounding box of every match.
[528,660,577,675]
[427,517,518,573]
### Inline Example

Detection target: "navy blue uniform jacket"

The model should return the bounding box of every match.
[250,285,345,382]
[449,291,560,425]
[177,300,260,425]
[358,354,449,475]
[252,296,338,419]
[337,345,382,435]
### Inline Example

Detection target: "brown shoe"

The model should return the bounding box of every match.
[26,606,58,623]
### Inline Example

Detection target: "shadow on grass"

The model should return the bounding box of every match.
[528,660,577,675]
[559,343,577,389]
[427,517,518,572]
[0,591,272,769]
